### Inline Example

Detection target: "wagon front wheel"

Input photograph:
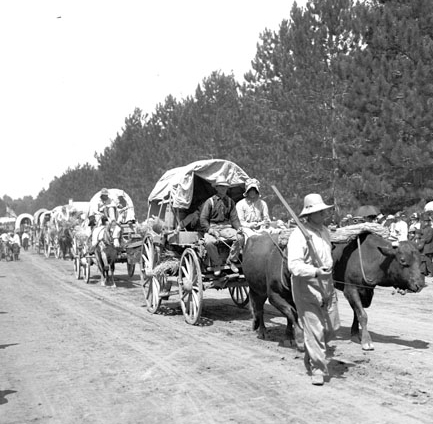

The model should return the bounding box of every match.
[83,257,91,284]
[54,243,61,259]
[141,236,161,313]
[178,248,203,325]
[229,285,249,308]
[44,242,51,258]
[74,256,81,279]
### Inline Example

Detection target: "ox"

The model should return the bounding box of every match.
[244,231,425,351]
[332,233,425,350]
[243,233,304,351]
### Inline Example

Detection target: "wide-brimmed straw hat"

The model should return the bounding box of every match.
[243,178,260,197]
[213,175,230,187]
[299,194,333,217]
[100,188,110,196]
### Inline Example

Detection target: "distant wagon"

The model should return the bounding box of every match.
[73,189,141,284]
[141,159,250,325]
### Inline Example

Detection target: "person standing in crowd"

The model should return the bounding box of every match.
[418,213,433,276]
[409,212,421,233]
[287,193,340,386]
[394,211,408,242]
[200,176,242,276]
[12,230,21,247]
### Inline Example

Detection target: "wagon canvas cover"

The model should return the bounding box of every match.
[148,159,250,210]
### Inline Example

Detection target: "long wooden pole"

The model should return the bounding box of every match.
[271,185,326,296]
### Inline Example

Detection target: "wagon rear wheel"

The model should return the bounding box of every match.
[141,236,161,313]
[178,248,203,325]
[229,286,249,308]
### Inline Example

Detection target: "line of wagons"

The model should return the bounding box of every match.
[28,160,255,325]
[71,159,252,325]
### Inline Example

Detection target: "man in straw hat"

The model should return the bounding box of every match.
[287,193,340,386]
[200,175,242,277]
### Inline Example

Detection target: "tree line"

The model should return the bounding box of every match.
[3,0,433,222]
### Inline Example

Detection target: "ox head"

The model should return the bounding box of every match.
[378,241,425,293]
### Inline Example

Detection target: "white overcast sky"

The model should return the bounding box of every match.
[0,0,306,199]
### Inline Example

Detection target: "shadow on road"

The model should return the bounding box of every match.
[0,343,18,350]
[337,325,430,349]
[0,390,17,405]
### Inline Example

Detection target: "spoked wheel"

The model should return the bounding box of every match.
[141,236,161,313]
[54,243,61,259]
[44,242,51,258]
[229,285,250,308]
[127,263,135,277]
[83,257,91,284]
[74,255,82,279]
[178,248,203,325]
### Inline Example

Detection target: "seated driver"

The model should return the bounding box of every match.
[199,176,242,276]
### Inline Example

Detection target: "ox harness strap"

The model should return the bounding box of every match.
[265,232,291,292]
[265,231,377,291]
[356,236,376,286]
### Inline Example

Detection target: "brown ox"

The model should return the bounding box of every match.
[332,233,425,350]
[244,232,425,351]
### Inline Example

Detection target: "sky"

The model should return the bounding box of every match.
[0,0,306,199]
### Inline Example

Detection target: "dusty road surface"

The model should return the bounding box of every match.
[1,249,432,424]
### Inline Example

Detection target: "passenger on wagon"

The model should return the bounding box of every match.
[236,178,270,239]
[199,176,242,277]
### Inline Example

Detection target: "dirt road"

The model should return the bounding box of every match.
[1,249,432,423]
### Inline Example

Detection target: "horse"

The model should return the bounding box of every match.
[58,227,73,260]
[93,206,123,287]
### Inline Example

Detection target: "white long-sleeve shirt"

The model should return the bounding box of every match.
[287,222,334,301]
[236,198,270,228]
[287,223,333,278]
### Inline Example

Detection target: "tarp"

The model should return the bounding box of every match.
[15,213,34,230]
[88,189,135,223]
[51,205,69,223]
[148,159,250,210]
[33,208,48,226]
[68,201,90,217]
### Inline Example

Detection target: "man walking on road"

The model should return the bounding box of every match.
[287,193,340,386]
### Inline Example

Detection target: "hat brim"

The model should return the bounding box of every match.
[213,182,230,187]
[299,204,333,217]
[243,184,260,197]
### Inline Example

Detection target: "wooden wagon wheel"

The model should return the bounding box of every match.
[54,238,61,259]
[74,255,82,280]
[229,286,250,308]
[44,238,51,258]
[178,248,203,325]
[83,256,91,284]
[141,236,161,313]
